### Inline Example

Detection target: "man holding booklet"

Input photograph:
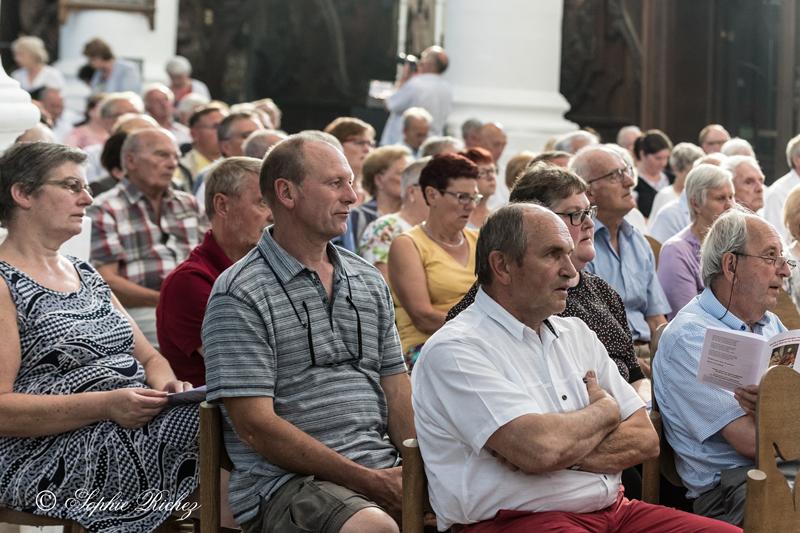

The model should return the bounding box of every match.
[653,208,797,526]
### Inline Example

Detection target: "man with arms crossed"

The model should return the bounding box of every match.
[412,203,739,532]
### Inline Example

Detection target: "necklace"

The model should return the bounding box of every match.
[422,222,465,248]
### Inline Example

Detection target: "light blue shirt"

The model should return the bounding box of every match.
[652,288,786,498]
[648,192,690,244]
[90,58,142,94]
[586,217,670,342]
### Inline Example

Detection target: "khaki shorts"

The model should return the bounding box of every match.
[243,475,379,533]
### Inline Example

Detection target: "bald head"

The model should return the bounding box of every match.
[420,45,448,74]
[699,124,731,154]
[478,123,508,163]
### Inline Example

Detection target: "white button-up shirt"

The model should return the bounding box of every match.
[411,288,645,530]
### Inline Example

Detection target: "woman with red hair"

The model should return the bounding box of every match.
[461,147,497,228]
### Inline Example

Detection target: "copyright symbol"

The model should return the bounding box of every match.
[36,490,57,511]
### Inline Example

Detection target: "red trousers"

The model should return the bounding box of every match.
[461,487,741,532]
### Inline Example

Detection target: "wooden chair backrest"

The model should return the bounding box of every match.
[649,322,684,489]
[774,288,800,330]
[744,366,800,532]
[401,438,431,533]
[646,235,662,269]
[0,507,86,532]
[200,401,233,533]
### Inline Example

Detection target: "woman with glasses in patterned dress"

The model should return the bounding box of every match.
[0,142,198,532]
[388,153,481,368]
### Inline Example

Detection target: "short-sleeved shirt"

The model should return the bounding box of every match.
[413,288,645,530]
[380,73,453,145]
[156,230,233,386]
[88,179,204,290]
[587,217,671,342]
[358,213,413,266]
[657,226,703,320]
[89,58,142,94]
[652,288,786,498]
[648,193,691,244]
[202,228,407,526]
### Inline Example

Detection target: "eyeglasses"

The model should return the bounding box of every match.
[45,178,92,196]
[345,139,376,148]
[735,252,797,270]
[261,248,363,368]
[438,190,484,206]
[588,165,634,184]
[554,205,598,226]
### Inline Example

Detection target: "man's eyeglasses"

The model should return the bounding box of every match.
[554,205,598,226]
[45,178,93,196]
[735,252,797,270]
[302,295,363,367]
[345,139,376,148]
[588,165,634,184]
[439,190,484,206]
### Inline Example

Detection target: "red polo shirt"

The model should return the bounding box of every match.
[156,230,233,385]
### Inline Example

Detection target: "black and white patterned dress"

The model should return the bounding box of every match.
[0,257,199,532]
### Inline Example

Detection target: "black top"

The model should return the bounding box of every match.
[446,271,645,383]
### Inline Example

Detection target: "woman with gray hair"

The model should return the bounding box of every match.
[657,164,736,319]
[650,142,705,220]
[11,35,65,92]
[165,55,210,103]
[0,142,199,531]
[359,157,430,282]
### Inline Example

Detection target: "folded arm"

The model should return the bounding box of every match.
[578,407,659,474]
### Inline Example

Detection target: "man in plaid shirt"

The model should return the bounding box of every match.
[89,127,205,347]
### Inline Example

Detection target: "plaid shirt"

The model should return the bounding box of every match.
[89,178,206,290]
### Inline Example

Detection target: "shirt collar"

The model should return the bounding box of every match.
[120,177,175,204]
[474,286,562,341]
[257,227,349,284]
[199,230,234,272]
[698,287,772,332]
[592,216,633,238]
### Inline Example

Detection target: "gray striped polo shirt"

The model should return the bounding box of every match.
[202,228,406,525]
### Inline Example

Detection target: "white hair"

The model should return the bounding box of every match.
[669,142,704,173]
[700,207,755,286]
[166,55,192,76]
[402,107,433,129]
[722,155,761,178]
[554,130,599,154]
[142,82,174,103]
[685,164,734,222]
[721,137,755,157]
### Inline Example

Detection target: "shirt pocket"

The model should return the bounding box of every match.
[548,372,591,413]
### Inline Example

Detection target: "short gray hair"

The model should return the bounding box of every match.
[142,82,174,103]
[99,92,144,119]
[204,157,262,217]
[786,134,800,169]
[701,207,754,286]
[568,145,623,182]
[685,164,734,221]
[243,129,287,159]
[723,155,761,179]
[166,55,192,76]
[461,118,483,139]
[554,130,598,154]
[0,142,87,227]
[400,157,430,200]
[260,131,342,204]
[402,107,432,130]
[669,142,704,173]
[419,136,463,158]
[476,203,539,285]
[120,128,176,173]
[721,137,755,157]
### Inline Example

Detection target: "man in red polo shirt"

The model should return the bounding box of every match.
[157,156,272,385]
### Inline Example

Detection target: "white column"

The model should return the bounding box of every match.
[0,57,41,150]
[443,0,577,204]
[56,1,179,112]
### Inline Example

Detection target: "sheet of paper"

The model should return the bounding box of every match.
[697,327,766,391]
[167,385,206,405]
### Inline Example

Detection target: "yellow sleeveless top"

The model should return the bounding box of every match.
[393,225,479,352]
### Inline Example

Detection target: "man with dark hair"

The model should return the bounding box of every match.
[180,106,228,185]
[380,46,453,146]
[202,132,413,533]
[82,37,141,94]
[413,203,738,532]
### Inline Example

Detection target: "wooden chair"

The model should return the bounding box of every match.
[401,438,431,533]
[743,366,800,532]
[646,235,662,268]
[774,287,800,330]
[199,401,235,533]
[0,507,87,532]
[641,323,686,505]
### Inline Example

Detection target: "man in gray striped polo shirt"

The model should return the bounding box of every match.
[202,131,413,533]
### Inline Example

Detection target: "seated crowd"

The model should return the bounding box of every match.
[2,35,800,533]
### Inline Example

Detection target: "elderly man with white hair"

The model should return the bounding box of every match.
[657,165,736,319]
[616,125,642,153]
[721,137,755,157]
[764,133,800,243]
[166,55,210,103]
[654,208,796,526]
[401,107,432,157]
[723,155,765,213]
[143,82,191,145]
